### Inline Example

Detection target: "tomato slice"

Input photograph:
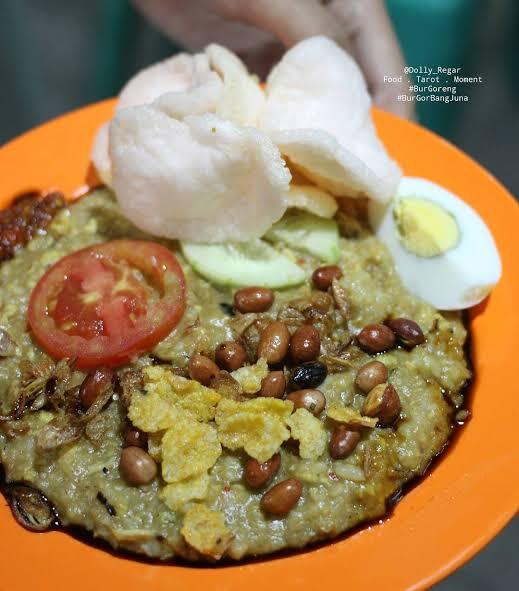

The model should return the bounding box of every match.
[28,240,186,368]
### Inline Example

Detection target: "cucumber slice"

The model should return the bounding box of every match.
[264,211,340,263]
[181,239,306,288]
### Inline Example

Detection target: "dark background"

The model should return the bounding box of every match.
[0,1,517,588]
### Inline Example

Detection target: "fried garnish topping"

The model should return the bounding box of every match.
[160,473,210,511]
[128,366,221,431]
[319,354,354,373]
[238,317,271,361]
[327,403,378,428]
[36,417,83,451]
[161,415,221,483]
[84,413,111,447]
[128,389,179,432]
[287,408,327,459]
[180,504,233,559]
[20,356,64,396]
[331,277,350,320]
[146,366,221,420]
[0,420,29,439]
[215,397,293,462]
[230,357,268,395]
[117,368,144,409]
[209,370,244,401]
[1,356,74,421]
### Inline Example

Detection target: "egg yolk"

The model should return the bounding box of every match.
[394,197,459,257]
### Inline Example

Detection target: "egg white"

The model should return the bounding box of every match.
[374,177,502,310]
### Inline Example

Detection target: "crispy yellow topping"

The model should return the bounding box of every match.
[215,397,293,462]
[181,504,233,559]
[128,366,221,431]
[160,473,210,511]
[128,389,178,433]
[161,415,221,483]
[231,357,269,394]
[327,403,378,428]
[287,408,327,459]
[147,431,163,461]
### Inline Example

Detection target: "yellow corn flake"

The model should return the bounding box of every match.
[128,367,221,432]
[145,366,221,422]
[181,504,233,559]
[160,473,210,511]
[128,389,178,433]
[327,403,378,428]
[230,357,269,394]
[170,375,221,421]
[215,397,293,462]
[161,414,221,483]
[287,408,327,459]
[147,432,163,461]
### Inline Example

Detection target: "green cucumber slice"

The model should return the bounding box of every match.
[181,239,306,288]
[264,211,340,263]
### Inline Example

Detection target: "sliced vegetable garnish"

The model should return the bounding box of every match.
[264,210,340,263]
[28,240,186,368]
[181,239,306,288]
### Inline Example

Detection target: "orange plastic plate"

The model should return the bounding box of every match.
[1,100,518,591]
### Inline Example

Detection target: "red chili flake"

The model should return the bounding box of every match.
[328,470,339,481]
[297,258,306,265]
[222,484,231,493]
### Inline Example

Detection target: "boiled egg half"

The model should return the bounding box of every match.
[374,177,502,310]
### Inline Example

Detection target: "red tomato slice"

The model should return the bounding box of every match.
[28,240,186,368]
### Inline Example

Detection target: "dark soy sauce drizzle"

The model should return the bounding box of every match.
[0,313,475,567]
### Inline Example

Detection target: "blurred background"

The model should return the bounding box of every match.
[0,0,517,587]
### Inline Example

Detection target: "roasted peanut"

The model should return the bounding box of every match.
[356,324,395,354]
[355,360,389,393]
[257,321,290,364]
[312,265,343,291]
[329,426,361,459]
[363,383,401,426]
[188,353,219,385]
[286,389,326,416]
[260,478,302,515]
[259,371,286,398]
[244,453,281,488]
[290,324,321,363]
[234,287,274,313]
[119,446,157,486]
[386,318,425,348]
[124,425,148,449]
[215,341,247,372]
[80,367,114,411]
